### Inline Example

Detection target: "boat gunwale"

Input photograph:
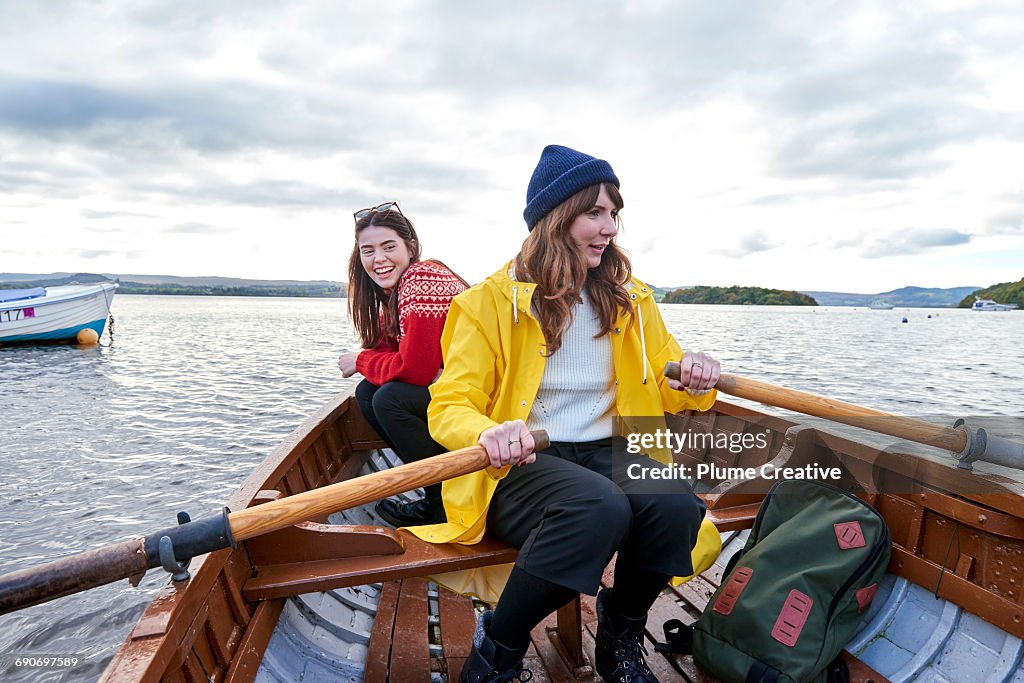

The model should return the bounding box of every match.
[705,402,1024,515]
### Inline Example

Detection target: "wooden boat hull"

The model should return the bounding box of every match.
[101,387,1024,682]
[0,282,118,343]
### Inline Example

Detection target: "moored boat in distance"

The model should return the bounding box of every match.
[972,297,1018,311]
[869,299,894,309]
[0,282,118,344]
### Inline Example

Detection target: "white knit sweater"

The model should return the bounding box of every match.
[526,289,616,442]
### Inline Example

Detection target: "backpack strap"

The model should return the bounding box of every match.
[744,654,847,683]
[826,655,850,683]
[655,620,696,682]
[745,660,781,683]
[655,619,693,655]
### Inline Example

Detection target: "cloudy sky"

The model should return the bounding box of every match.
[1,1,1022,292]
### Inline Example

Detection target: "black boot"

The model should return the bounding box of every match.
[595,589,660,683]
[459,611,532,683]
[374,496,446,527]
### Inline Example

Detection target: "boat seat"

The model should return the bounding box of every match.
[242,524,518,600]
[240,494,760,602]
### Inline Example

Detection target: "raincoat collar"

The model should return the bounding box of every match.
[489,260,654,308]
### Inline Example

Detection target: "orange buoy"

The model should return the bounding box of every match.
[76,328,100,345]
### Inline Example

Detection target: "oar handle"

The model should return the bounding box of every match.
[664,362,967,453]
[228,429,550,541]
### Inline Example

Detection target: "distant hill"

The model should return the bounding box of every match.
[663,285,817,306]
[801,286,980,308]
[0,272,113,286]
[956,277,1024,309]
[0,272,346,297]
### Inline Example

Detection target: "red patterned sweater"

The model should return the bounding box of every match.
[356,260,468,386]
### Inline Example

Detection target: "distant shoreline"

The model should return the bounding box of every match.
[117,285,345,297]
[4,272,1017,307]
[0,276,346,298]
[112,291,1007,309]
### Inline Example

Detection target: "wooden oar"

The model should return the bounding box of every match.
[665,362,970,449]
[0,430,549,616]
[666,362,1024,471]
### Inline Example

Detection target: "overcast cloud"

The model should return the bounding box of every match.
[1,0,1022,291]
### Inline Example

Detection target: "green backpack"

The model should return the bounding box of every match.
[689,479,890,683]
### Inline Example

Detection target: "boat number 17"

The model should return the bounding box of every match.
[0,307,35,323]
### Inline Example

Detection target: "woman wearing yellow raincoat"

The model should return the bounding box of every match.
[422,145,722,683]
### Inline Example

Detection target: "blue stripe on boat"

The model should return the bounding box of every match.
[0,318,107,342]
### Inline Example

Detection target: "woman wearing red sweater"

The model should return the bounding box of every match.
[338,201,468,526]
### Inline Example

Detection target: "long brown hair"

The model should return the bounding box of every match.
[347,210,422,348]
[514,182,632,354]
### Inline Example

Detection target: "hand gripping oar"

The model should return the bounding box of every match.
[665,362,1024,470]
[0,430,550,616]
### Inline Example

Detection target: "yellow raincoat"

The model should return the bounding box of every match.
[412,263,721,602]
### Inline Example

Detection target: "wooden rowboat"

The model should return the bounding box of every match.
[93,382,1024,682]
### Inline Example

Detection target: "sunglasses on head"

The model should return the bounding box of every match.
[354,201,402,221]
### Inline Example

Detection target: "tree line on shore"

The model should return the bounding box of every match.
[115,282,347,297]
[661,285,818,306]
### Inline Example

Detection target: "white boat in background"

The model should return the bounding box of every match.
[0,282,118,344]
[972,297,1018,312]
[869,299,894,309]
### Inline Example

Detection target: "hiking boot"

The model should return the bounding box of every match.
[459,611,533,683]
[595,588,660,682]
[374,497,446,527]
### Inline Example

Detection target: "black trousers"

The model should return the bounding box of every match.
[486,438,706,595]
[355,379,446,503]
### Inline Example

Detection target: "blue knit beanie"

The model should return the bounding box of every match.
[523,145,619,230]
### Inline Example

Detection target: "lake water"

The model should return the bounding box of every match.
[0,295,1021,681]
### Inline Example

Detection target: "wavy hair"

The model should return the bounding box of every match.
[347,209,421,348]
[514,182,632,354]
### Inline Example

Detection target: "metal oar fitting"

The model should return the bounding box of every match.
[158,512,193,582]
[145,507,236,581]
[952,419,986,470]
[953,419,1024,471]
